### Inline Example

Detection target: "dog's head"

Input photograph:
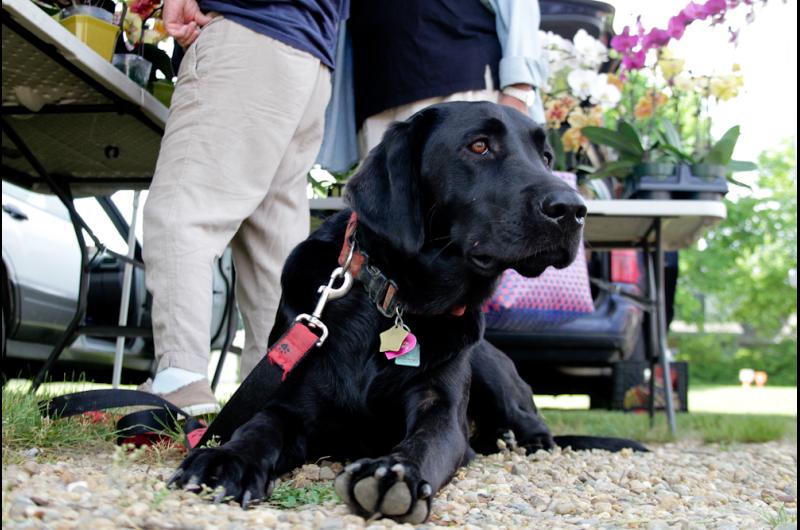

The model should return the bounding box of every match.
[346,101,586,279]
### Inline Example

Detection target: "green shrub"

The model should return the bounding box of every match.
[673,333,797,386]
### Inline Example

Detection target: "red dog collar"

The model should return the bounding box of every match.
[338,212,466,317]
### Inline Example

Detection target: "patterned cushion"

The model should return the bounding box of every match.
[483,172,594,330]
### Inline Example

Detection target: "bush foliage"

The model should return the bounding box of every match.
[673,139,797,385]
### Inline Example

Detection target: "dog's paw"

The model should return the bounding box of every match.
[167,447,273,508]
[333,457,433,524]
[509,428,555,453]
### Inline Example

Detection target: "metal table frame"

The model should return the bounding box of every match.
[2,0,238,392]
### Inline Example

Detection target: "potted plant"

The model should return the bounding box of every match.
[55,1,120,61]
[538,28,623,199]
[113,0,173,92]
[579,1,762,199]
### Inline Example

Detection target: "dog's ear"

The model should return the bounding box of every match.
[345,108,436,256]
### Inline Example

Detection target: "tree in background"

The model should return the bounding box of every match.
[674,139,797,384]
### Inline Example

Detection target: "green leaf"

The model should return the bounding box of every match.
[617,121,644,152]
[703,126,740,166]
[659,118,685,152]
[726,159,758,173]
[546,129,566,171]
[589,159,637,180]
[659,141,694,163]
[726,175,753,189]
[582,126,644,158]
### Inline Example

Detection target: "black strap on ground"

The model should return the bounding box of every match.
[40,389,204,447]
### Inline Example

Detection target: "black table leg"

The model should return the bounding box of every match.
[655,218,678,435]
[1,118,91,394]
[211,267,237,391]
[643,240,658,426]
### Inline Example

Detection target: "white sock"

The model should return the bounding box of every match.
[151,367,204,394]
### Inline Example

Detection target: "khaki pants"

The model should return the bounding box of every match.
[143,17,331,379]
[358,65,499,156]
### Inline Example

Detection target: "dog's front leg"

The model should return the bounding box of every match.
[334,384,469,523]
[169,410,301,508]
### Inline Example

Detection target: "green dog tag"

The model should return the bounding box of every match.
[394,344,421,367]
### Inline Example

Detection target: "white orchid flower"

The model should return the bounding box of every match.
[567,69,598,100]
[589,74,622,107]
[573,29,608,70]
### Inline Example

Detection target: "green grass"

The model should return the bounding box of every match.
[536,384,798,416]
[542,409,797,444]
[3,379,796,468]
[269,482,339,509]
[2,382,117,464]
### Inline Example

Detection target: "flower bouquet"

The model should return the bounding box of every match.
[538,28,622,198]
[577,0,761,199]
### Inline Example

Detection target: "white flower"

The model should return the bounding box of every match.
[567,69,599,100]
[572,29,608,70]
[589,74,622,107]
[539,30,577,72]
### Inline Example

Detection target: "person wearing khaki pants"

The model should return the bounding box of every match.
[140,0,347,415]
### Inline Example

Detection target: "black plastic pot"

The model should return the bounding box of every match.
[625,163,728,200]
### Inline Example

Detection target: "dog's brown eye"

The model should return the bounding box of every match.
[468,140,490,155]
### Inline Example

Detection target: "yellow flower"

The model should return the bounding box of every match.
[606,73,624,91]
[561,127,586,153]
[558,95,579,112]
[658,50,685,80]
[673,74,694,92]
[545,100,569,128]
[709,73,744,101]
[587,106,604,127]
[634,91,669,119]
[567,107,589,129]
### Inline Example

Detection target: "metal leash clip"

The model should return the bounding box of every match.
[295,264,353,347]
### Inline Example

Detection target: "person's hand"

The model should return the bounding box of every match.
[498,93,528,114]
[163,0,212,48]
[499,84,535,115]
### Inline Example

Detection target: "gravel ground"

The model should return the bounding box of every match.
[2,441,796,530]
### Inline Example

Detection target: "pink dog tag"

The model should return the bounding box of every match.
[384,333,417,360]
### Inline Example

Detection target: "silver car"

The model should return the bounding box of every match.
[2,181,236,383]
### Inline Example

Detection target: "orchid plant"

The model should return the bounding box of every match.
[119,0,168,49]
[539,29,622,174]
[580,0,762,183]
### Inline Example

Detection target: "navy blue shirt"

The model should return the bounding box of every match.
[199,0,349,69]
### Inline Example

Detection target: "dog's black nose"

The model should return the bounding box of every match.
[540,190,587,227]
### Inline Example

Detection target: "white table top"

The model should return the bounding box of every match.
[309,198,727,251]
[2,0,167,194]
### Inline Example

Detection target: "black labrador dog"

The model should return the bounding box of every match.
[170,101,643,523]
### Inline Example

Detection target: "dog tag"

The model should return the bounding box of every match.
[379,324,409,353]
[385,333,417,360]
[394,344,421,367]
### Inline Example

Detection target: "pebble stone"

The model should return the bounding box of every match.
[2,441,796,529]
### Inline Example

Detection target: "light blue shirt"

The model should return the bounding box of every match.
[317,1,548,172]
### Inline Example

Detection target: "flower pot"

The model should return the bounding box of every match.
[684,163,728,200]
[59,6,119,62]
[113,54,153,88]
[626,163,677,199]
[625,162,728,200]
[149,80,175,107]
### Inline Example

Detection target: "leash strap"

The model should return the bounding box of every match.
[40,389,205,447]
[195,320,322,447]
